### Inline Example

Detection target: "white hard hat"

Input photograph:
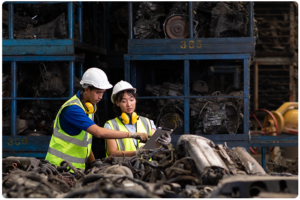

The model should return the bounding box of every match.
[111,80,136,104]
[80,68,113,90]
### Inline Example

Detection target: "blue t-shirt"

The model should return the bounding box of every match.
[59,91,95,136]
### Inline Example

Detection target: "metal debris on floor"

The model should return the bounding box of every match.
[2,135,297,198]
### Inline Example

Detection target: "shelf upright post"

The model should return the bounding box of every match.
[184,60,190,134]
[78,1,84,78]
[8,3,17,136]
[261,147,266,170]
[68,2,75,96]
[243,59,250,135]
[128,2,133,39]
[189,2,193,38]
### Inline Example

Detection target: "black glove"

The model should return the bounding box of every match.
[91,159,103,168]
[156,132,171,146]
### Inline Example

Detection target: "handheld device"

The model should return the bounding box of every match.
[142,127,173,149]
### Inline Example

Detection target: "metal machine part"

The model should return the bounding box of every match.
[210,2,249,37]
[134,2,166,39]
[164,15,189,39]
[177,135,229,173]
[192,80,208,93]
[208,175,298,198]
[264,102,298,135]
[2,8,38,31]
[133,2,256,39]
[145,81,243,135]
[15,13,66,39]
[2,134,297,198]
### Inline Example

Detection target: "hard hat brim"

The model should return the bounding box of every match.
[111,87,136,104]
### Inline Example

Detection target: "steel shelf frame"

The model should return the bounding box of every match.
[124,2,254,148]
[2,2,100,158]
[124,1,297,171]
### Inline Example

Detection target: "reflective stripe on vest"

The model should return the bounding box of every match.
[45,94,93,170]
[105,116,151,156]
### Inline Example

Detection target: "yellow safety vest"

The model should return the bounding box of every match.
[45,94,93,170]
[105,116,151,157]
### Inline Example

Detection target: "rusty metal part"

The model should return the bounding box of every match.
[192,80,208,93]
[12,163,18,169]
[165,15,189,39]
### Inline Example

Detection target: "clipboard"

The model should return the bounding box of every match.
[142,127,173,149]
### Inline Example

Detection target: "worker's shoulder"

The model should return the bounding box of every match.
[61,104,85,116]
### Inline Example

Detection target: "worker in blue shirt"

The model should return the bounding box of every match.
[45,68,149,171]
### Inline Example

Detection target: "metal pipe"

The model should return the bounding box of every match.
[78,1,83,42]
[68,2,74,39]
[249,2,253,37]
[261,147,266,170]
[11,62,17,136]
[8,3,14,39]
[78,2,84,78]
[128,2,133,39]
[189,2,193,38]
[69,61,75,97]
[243,59,250,135]
[79,63,84,78]
[184,60,190,134]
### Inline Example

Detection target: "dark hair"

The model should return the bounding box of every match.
[88,85,97,91]
[113,89,137,116]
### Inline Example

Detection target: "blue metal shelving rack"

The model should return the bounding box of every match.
[125,2,254,148]
[2,2,105,158]
[124,2,298,170]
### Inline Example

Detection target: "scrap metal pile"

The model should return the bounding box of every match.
[3,135,297,198]
[133,2,257,39]
[2,62,82,136]
[144,81,244,135]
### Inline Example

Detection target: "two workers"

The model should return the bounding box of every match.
[45,68,171,171]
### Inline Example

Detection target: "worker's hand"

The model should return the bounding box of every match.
[156,132,171,146]
[136,146,149,157]
[129,132,149,143]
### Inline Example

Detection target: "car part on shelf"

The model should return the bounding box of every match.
[210,2,250,37]
[2,8,38,31]
[145,81,243,135]
[134,2,166,39]
[15,13,66,39]
[164,15,189,39]
[133,2,256,39]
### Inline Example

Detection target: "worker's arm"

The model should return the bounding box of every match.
[151,128,155,135]
[88,149,95,163]
[106,139,136,157]
[86,124,148,141]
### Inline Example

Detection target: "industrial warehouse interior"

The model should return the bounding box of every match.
[2,1,298,198]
